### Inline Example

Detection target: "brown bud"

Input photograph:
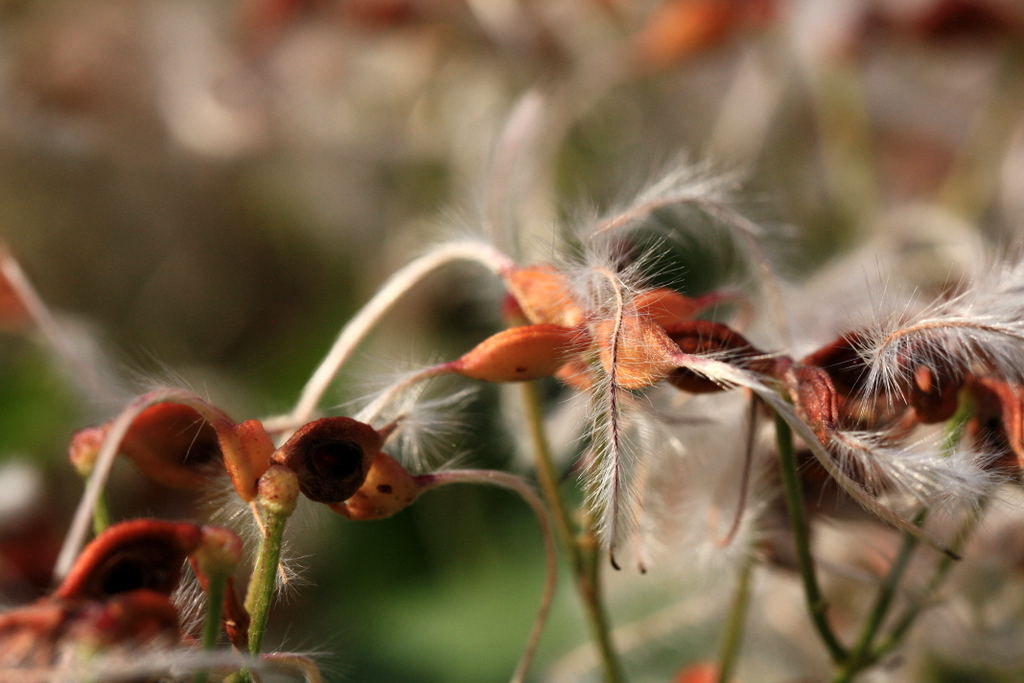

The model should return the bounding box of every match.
[786,364,841,445]
[68,426,105,477]
[447,324,585,383]
[55,519,204,602]
[503,264,586,328]
[329,450,419,520]
[273,417,379,505]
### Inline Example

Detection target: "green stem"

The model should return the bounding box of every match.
[872,499,988,660]
[520,381,582,572]
[716,550,756,683]
[520,381,626,683]
[245,508,288,656]
[195,573,227,683]
[831,511,925,683]
[834,402,977,682]
[91,493,110,536]
[774,414,848,664]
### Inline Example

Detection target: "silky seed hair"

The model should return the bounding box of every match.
[860,255,1024,404]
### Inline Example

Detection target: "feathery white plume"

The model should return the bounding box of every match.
[861,257,1024,401]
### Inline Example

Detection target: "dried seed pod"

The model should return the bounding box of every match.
[329,450,419,520]
[967,375,1024,471]
[664,320,774,393]
[632,288,708,327]
[447,324,585,383]
[55,519,204,602]
[69,403,275,503]
[0,600,70,668]
[273,417,379,505]
[785,364,841,445]
[904,355,964,424]
[800,333,869,396]
[802,333,912,429]
[68,589,181,650]
[219,418,275,502]
[73,403,223,491]
[592,315,681,389]
[503,265,585,328]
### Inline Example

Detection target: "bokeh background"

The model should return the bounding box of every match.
[2,0,1024,681]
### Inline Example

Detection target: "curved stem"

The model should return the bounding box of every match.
[774,414,848,664]
[283,241,511,432]
[519,381,625,683]
[418,468,556,683]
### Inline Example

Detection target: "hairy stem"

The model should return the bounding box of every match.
[775,414,848,664]
[872,497,988,661]
[245,507,288,657]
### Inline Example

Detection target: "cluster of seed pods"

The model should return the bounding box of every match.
[41,245,1021,677]
[0,519,243,676]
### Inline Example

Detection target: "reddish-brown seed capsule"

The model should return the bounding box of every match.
[55,519,204,602]
[967,375,1024,471]
[447,324,585,383]
[503,264,586,328]
[632,288,708,327]
[664,320,774,393]
[329,450,419,521]
[800,333,870,397]
[786,364,842,445]
[73,403,224,491]
[273,417,379,505]
[591,315,682,390]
